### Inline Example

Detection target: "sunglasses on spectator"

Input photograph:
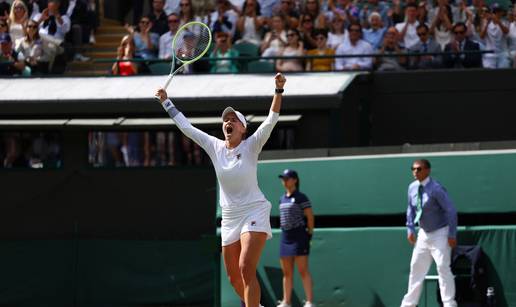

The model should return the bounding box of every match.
[14,6,25,10]
[316,35,325,40]
[349,28,361,32]
[417,31,427,36]
[454,30,465,34]
[168,19,179,23]
[411,167,423,172]
[27,24,38,28]
[140,20,150,24]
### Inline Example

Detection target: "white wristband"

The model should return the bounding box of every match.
[162,98,175,111]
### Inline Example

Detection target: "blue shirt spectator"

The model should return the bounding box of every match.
[363,12,387,49]
[406,176,458,239]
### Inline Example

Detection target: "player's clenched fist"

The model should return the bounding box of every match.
[275,73,286,89]
[155,88,168,103]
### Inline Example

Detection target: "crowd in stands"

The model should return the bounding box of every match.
[110,0,516,75]
[0,0,98,76]
[0,132,62,168]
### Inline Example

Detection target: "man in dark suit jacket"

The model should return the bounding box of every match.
[409,24,443,69]
[443,22,482,68]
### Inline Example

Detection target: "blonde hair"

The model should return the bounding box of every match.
[9,0,29,25]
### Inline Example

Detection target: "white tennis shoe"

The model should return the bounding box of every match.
[276,301,291,307]
[303,301,315,307]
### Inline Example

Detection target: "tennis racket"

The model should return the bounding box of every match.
[163,21,212,89]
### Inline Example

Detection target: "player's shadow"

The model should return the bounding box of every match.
[259,266,303,307]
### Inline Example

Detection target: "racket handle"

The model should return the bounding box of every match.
[163,74,174,90]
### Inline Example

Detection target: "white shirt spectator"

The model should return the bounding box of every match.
[327,31,349,49]
[159,31,176,59]
[335,39,373,70]
[508,22,516,56]
[210,9,239,38]
[395,21,420,49]
[484,20,508,53]
[34,12,71,42]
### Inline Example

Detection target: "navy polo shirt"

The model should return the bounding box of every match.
[279,190,312,230]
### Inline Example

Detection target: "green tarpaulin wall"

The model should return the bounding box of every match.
[256,150,516,216]
[221,226,516,307]
[0,240,217,306]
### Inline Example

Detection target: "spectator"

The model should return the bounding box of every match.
[335,22,373,70]
[509,8,516,67]
[2,134,28,168]
[302,0,327,29]
[256,0,277,18]
[111,34,138,75]
[468,0,485,18]
[429,4,453,50]
[148,0,168,35]
[359,0,390,28]
[210,31,240,73]
[480,5,510,68]
[0,33,25,75]
[210,0,239,38]
[298,13,317,50]
[443,22,482,68]
[235,0,265,45]
[327,14,348,49]
[67,0,97,62]
[274,0,299,29]
[409,23,442,69]
[276,28,304,71]
[35,0,71,73]
[375,26,407,71]
[178,0,195,25]
[306,29,335,71]
[390,0,404,25]
[395,3,420,49]
[261,14,287,57]
[126,16,159,60]
[428,0,457,23]
[164,0,181,15]
[159,13,179,60]
[8,0,29,43]
[363,12,387,49]
[417,1,429,25]
[15,19,45,74]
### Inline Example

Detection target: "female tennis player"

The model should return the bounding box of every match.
[277,169,315,307]
[155,73,286,307]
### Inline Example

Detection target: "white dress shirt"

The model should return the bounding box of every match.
[335,39,373,70]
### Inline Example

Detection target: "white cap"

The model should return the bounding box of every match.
[222,106,247,128]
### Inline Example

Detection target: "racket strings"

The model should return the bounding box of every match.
[173,24,212,63]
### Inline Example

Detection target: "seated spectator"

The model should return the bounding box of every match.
[335,22,373,70]
[261,14,287,57]
[148,0,168,36]
[509,8,516,66]
[126,16,159,60]
[363,12,387,50]
[178,0,195,26]
[298,13,317,50]
[429,4,453,50]
[395,3,420,49]
[417,1,429,25]
[235,0,265,46]
[276,29,304,71]
[327,14,348,49]
[443,21,482,68]
[210,31,239,73]
[306,29,335,71]
[210,0,239,39]
[8,0,29,43]
[34,0,71,73]
[302,0,327,29]
[409,23,442,69]
[374,26,407,71]
[159,13,180,60]
[0,33,25,75]
[111,34,138,75]
[274,0,300,29]
[480,4,510,68]
[15,19,45,74]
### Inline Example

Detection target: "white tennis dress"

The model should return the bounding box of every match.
[164,100,279,246]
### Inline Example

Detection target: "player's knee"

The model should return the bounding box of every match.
[239,262,257,284]
[298,267,310,278]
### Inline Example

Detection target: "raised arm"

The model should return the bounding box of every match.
[155,88,218,156]
[248,73,286,152]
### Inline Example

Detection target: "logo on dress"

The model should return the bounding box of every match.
[236,153,241,160]
[251,221,256,226]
